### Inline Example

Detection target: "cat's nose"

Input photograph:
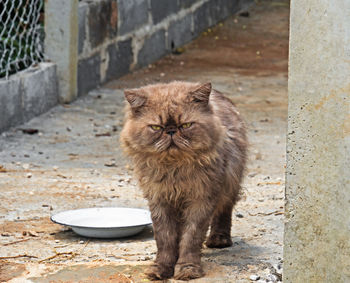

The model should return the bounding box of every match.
[166,127,177,136]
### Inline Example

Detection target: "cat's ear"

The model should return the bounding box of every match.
[124,89,146,109]
[189,82,212,105]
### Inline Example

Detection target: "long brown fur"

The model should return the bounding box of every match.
[120,81,247,280]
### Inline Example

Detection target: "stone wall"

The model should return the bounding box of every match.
[0,0,251,132]
[77,0,252,96]
[0,63,58,132]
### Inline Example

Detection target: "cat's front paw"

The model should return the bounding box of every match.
[174,263,204,281]
[145,263,174,280]
[206,233,233,248]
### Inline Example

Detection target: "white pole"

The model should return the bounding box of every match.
[45,0,78,103]
[285,0,350,282]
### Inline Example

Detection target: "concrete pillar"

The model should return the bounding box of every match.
[284,1,350,282]
[45,0,78,103]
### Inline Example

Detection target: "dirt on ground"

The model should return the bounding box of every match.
[0,1,289,282]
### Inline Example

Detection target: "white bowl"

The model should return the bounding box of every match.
[51,207,152,238]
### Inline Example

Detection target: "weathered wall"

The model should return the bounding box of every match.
[0,63,59,132]
[284,0,350,282]
[77,0,252,96]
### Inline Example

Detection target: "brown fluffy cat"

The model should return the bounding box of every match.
[120,81,247,281]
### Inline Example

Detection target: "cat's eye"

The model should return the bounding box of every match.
[150,125,162,131]
[181,122,193,129]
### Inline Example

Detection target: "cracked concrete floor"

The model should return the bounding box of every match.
[0,1,289,282]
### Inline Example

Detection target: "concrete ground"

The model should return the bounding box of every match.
[0,1,289,282]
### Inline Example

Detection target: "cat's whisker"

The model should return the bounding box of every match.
[155,140,163,148]
[174,136,190,149]
[155,138,171,152]
[182,139,190,147]
[155,143,165,151]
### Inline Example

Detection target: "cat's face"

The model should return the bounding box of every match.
[121,82,222,159]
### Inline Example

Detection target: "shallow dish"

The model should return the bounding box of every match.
[51,207,152,238]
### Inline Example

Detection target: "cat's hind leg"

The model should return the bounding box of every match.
[206,198,234,248]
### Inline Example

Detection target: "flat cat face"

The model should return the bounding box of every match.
[121,82,222,159]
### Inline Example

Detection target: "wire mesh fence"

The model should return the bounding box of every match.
[0,0,45,79]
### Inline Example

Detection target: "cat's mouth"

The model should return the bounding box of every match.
[167,140,178,149]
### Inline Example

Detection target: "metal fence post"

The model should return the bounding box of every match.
[44,0,78,103]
